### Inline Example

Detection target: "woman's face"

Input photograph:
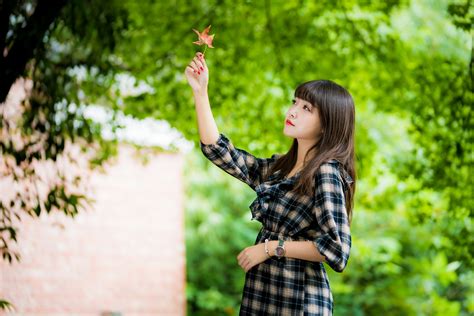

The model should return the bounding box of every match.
[283,97,322,142]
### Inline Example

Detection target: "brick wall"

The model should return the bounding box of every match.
[0,145,186,316]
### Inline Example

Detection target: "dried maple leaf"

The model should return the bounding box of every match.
[192,24,215,56]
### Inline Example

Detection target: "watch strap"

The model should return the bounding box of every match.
[276,238,286,259]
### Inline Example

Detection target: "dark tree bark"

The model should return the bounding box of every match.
[0,0,68,103]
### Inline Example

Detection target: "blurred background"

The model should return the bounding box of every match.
[0,0,472,315]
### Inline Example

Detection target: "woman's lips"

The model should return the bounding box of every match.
[286,119,295,126]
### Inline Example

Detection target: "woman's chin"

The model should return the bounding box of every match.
[283,127,295,137]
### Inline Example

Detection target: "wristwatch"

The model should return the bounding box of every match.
[274,238,286,259]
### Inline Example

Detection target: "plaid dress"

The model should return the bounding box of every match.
[200,133,353,316]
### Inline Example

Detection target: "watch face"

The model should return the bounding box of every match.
[276,247,284,256]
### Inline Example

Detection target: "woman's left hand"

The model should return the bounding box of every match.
[237,243,270,273]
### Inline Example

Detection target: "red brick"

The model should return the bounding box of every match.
[0,145,186,316]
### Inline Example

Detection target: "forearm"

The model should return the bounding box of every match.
[193,89,220,145]
[268,240,326,263]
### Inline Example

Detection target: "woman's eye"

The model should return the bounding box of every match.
[304,105,310,111]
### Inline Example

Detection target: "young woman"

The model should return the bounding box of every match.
[185,52,355,315]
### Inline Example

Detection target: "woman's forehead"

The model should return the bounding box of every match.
[295,97,309,103]
[295,97,315,108]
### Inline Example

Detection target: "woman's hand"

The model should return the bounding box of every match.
[237,242,270,273]
[184,52,209,93]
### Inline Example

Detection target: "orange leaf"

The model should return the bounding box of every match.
[192,25,215,48]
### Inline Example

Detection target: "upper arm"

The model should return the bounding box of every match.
[200,133,279,190]
[311,161,351,272]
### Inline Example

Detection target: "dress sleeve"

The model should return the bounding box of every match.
[199,133,280,190]
[312,161,352,273]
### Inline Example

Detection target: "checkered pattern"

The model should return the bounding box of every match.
[200,133,352,316]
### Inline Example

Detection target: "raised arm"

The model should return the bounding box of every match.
[184,51,219,145]
[185,52,279,190]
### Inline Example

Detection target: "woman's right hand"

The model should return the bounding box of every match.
[185,52,209,93]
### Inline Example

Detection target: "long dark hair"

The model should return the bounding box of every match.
[264,79,356,224]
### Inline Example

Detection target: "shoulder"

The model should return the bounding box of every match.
[314,159,353,193]
[316,159,340,176]
[318,159,352,178]
[314,159,341,185]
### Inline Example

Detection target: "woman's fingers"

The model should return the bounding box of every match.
[196,52,205,62]
[237,249,252,271]
[237,251,245,264]
[189,60,202,74]
[191,60,199,70]
[198,53,207,68]
[195,52,206,69]
[193,57,204,72]
[186,65,197,75]
[188,52,207,75]
[240,259,250,271]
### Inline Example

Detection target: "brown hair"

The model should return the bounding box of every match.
[264,79,356,224]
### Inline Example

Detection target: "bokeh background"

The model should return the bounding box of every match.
[0,0,472,315]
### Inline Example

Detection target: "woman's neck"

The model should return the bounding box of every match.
[296,142,317,166]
